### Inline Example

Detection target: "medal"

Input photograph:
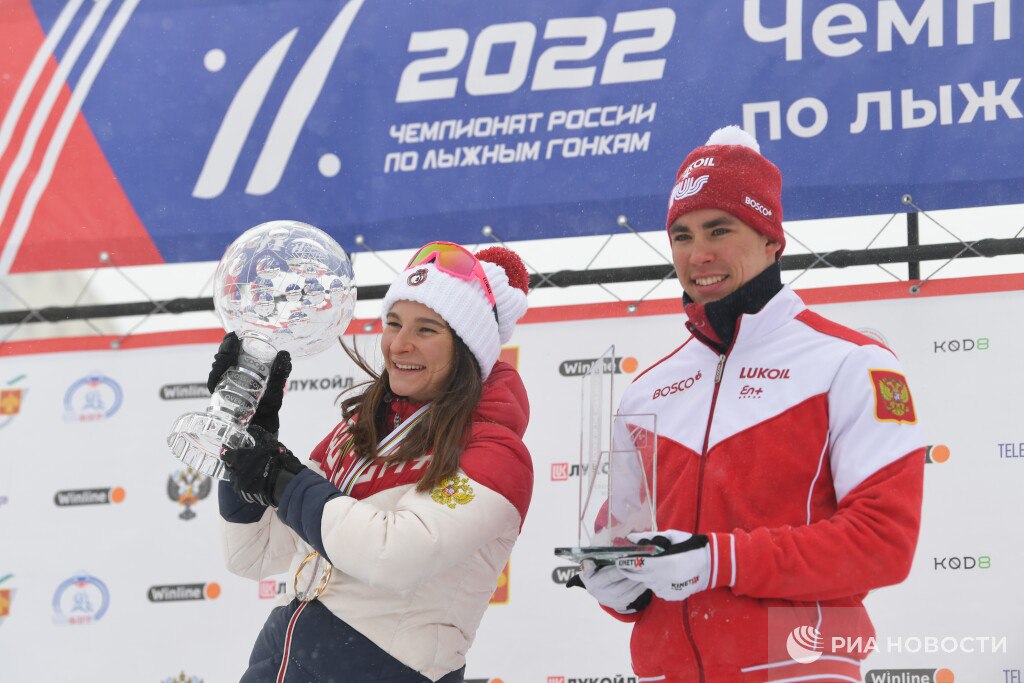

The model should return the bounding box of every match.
[291,402,431,602]
[294,551,332,602]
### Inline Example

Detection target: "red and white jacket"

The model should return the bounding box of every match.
[613,286,925,683]
[220,361,533,681]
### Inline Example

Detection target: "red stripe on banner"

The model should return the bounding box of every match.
[0,329,226,357]
[0,84,70,245]
[11,109,164,272]
[0,2,41,113]
[0,0,163,273]
[522,298,683,323]
[0,2,66,256]
[0,1,52,188]
[796,272,1024,304]
[2,274,1023,357]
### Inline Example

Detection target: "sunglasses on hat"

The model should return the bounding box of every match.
[406,241,498,318]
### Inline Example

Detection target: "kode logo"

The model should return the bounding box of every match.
[744,195,773,217]
[933,337,989,353]
[787,625,824,663]
[933,555,990,570]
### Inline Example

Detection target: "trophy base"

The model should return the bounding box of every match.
[167,411,255,480]
[554,545,662,565]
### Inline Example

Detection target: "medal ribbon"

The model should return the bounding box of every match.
[336,401,431,493]
[296,401,432,602]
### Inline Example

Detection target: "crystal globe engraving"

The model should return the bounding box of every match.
[167,220,356,479]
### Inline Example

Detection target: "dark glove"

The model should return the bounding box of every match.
[221,425,306,507]
[208,332,292,433]
[566,560,652,614]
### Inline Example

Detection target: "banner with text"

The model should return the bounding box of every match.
[1,0,1021,273]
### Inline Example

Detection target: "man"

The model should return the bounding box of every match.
[571,126,925,682]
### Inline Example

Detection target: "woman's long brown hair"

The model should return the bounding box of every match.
[338,331,483,492]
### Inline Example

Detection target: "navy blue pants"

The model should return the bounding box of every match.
[240,599,466,683]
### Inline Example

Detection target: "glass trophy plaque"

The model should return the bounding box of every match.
[555,345,660,563]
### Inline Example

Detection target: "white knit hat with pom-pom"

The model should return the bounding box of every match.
[382,243,529,380]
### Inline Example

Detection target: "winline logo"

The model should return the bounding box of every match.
[159,383,209,400]
[54,487,126,507]
[148,582,221,603]
[551,566,579,584]
[866,669,955,683]
[925,445,950,464]
[559,356,638,377]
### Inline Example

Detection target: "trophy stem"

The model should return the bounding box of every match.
[167,332,278,480]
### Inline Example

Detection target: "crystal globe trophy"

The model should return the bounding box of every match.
[167,220,356,479]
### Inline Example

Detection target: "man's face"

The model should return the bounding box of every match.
[669,208,780,305]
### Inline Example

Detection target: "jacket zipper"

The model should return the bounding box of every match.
[683,322,740,683]
[695,351,728,531]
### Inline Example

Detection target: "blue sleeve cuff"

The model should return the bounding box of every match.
[276,469,344,562]
[218,481,267,523]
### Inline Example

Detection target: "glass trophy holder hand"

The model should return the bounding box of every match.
[165,219,356,481]
[167,333,277,480]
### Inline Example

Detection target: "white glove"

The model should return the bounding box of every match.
[616,530,712,601]
[569,559,651,614]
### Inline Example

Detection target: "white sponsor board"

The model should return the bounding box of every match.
[0,278,1020,681]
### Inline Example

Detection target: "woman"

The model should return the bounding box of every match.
[213,242,533,682]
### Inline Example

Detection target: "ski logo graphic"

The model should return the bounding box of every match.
[192,0,365,199]
[670,174,710,203]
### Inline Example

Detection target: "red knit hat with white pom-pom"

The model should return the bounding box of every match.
[666,125,785,257]
[382,244,529,380]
